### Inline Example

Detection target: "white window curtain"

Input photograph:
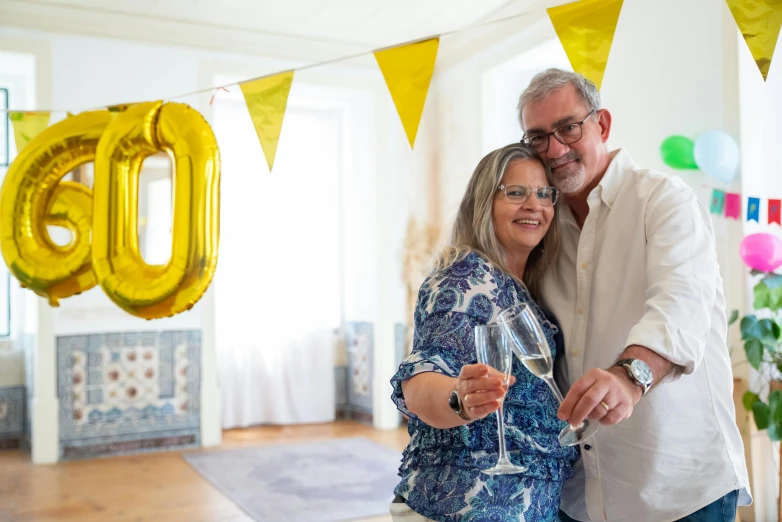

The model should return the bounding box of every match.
[212,90,342,428]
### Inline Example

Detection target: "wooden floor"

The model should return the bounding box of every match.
[0,421,411,522]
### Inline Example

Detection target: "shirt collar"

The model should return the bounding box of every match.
[556,149,631,228]
[596,148,632,210]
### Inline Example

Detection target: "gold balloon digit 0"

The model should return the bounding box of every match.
[92,101,220,319]
[0,111,112,305]
[0,102,220,319]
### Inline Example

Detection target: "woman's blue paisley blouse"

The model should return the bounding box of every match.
[390,251,579,522]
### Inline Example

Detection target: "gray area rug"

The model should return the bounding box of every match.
[183,436,402,522]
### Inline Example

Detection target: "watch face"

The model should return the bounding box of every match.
[630,359,653,384]
[448,390,461,412]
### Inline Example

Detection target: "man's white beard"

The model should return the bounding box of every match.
[552,162,586,194]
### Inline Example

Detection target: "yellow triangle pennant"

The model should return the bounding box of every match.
[240,71,294,172]
[374,38,439,149]
[9,111,51,154]
[727,0,782,80]
[547,0,624,90]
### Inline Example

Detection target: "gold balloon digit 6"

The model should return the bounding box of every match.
[92,101,220,319]
[0,111,112,305]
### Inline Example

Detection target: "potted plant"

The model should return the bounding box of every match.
[741,270,782,520]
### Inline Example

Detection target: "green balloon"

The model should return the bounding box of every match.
[660,135,698,169]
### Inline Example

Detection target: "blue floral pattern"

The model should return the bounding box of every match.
[390,251,578,522]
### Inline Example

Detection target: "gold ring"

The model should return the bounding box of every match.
[600,401,610,413]
[463,393,470,406]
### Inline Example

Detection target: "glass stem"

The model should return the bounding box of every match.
[495,401,511,464]
[542,374,565,404]
[542,374,583,429]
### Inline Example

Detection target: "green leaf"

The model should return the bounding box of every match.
[728,310,739,325]
[766,273,782,289]
[745,339,764,369]
[741,315,759,340]
[755,282,771,310]
[768,422,782,441]
[758,318,780,340]
[754,401,771,430]
[770,286,782,312]
[743,391,760,411]
[742,315,779,343]
[770,390,782,425]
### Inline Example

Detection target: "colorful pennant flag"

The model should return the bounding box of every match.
[726,0,782,81]
[374,38,439,148]
[725,193,742,219]
[770,199,781,225]
[710,189,726,214]
[240,71,295,172]
[547,0,624,90]
[9,111,51,154]
[747,197,760,222]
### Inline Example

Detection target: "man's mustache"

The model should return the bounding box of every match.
[548,151,580,169]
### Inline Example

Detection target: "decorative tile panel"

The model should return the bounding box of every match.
[345,322,373,416]
[0,386,24,439]
[57,330,201,460]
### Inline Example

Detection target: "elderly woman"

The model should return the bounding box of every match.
[389,143,578,522]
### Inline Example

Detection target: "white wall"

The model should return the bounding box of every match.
[736,18,782,522]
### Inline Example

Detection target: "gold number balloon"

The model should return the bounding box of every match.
[0,111,112,305]
[92,101,220,319]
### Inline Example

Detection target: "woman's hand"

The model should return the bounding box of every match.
[456,363,516,421]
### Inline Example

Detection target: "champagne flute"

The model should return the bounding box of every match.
[474,323,527,475]
[497,303,599,446]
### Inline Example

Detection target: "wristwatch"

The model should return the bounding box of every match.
[613,358,653,396]
[448,389,471,421]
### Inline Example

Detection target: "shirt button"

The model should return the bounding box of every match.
[578,306,586,315]
[571,349,580,357]
[581,262,589,270]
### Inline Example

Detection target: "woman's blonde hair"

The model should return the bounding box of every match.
[431,143,559,299]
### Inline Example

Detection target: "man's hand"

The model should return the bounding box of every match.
[557,366,643,427]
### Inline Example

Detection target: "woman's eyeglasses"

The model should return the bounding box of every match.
[497,185,559,206]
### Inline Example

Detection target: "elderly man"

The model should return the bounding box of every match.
[517,68,750,522]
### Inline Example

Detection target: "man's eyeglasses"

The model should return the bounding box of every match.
[521,110,596,152]
[497,185,559,206]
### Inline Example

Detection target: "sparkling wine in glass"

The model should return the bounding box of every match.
[498,303,599,446]
[474,323,527,475]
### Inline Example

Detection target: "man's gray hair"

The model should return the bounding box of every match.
[517,68,601,126]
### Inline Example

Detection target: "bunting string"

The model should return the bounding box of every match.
[0,6,557,115]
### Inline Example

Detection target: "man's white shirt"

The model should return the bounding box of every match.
[542,149,751,522]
